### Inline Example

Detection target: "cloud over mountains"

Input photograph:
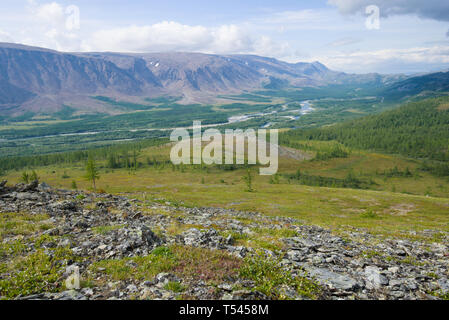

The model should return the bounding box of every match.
[1,1,448,74]
[88,22,289,57]
[328,0,449,21]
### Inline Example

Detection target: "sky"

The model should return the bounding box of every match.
[0,0,448,74]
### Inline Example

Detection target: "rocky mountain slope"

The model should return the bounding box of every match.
[0,180,447,300]
[0,42,403,117]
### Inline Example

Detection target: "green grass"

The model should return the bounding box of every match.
[91,249,177,281]
[2,139,449,242]
[239,252,320,299]
[360,210,379,219]
[0,247,76,299]
[0,211,81,299]
[0,142,448,299]
[0,239,27,259]
[220,227,296,252]
[164,281,186,293]
[253,228,297,239]
[0,212,53,241]
[4,160,449,243]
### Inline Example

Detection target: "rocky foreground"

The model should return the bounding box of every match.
[0,180,448,300]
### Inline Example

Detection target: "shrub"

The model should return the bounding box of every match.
[164,281,185,293]
[21,172,30,184]
[30,170,39,182]
[360,210,379,219]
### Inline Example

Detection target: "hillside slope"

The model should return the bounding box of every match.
[382,71,449,101]
[0,180,447,300]
[283,97,449,161]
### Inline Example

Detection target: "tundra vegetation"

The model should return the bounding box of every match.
[0,96,448,300]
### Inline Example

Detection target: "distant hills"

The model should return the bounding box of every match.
[381,71,449,101]
[0,42,405,118]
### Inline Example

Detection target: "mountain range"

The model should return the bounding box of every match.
[0,42,447,118]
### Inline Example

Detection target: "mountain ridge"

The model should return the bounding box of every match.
[0,42,405,117]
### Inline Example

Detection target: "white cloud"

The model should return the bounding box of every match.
[252,36,291,58]
[255,9,355,32]
[1,1,448,74]
[328,37,362,47]
[267,9,326,25]
[18,1,84,51]
[34,1,65,25]
[87,21,291,57]
[316,45,449,73]
[328,0,449,22]
[0,30,14,42]
[88,22,211,52]
[3,2,292,57]
[211,25,253,53]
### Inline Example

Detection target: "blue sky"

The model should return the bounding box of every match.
[0,0,448,74]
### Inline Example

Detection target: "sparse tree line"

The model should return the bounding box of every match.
[314,145,350,161]
[0,138,167,172]
[282,169,376,190]
[419,161,449,177]
[375,166,414,178]
[278,138,350,161]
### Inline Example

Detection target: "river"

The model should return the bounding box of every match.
[3,101,314,141]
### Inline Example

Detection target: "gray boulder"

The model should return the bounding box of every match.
[307,267,359,291]
[364,266,389,289]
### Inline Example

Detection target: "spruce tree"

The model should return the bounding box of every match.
[85,157,100,191]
